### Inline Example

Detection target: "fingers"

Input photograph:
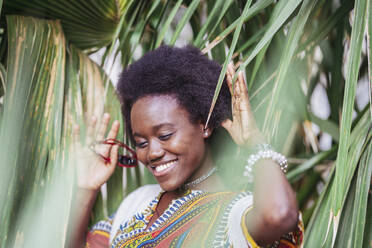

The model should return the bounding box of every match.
[226,63,235,95]
[238,70,250,103]
[106,120,120,140]
[221,119,243,145]
[100,120,121,158]
[96,113,110,141]
[109,144,119,167]
[221,119,233,131]
[87,113,118,142]
[226,62,239,124]
[72,124,82,152]
[232,98,241,124]
[226,62,245,98]
[237,71,250,110]
[86,116,97,144]
[95,114,120,159]
[224,63,258,145]
[234,70,244,97]
[221,119,235,141]
[238,71,246,92]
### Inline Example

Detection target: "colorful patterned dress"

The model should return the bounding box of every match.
[86,185,303,248]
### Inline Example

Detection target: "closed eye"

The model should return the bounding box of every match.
[159,133,172,141]
[135,141,148,148]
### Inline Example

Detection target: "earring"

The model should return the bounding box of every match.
[203,130,209,137]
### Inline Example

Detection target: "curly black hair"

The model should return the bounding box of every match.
[116,45,232,140]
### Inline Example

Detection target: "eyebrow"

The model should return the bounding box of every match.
[133,123,174,137]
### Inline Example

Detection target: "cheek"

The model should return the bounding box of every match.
[136,149,148,164]
[173,133,205,159]
[171,133,199,153]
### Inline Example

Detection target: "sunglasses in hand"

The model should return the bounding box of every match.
[90,138,138,168]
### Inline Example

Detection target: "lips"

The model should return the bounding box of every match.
[150,159,178,176]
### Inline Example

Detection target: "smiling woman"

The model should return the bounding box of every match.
[131,95,213,192]
[69,45,304,248]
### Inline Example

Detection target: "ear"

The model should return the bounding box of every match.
[199,123,213,138]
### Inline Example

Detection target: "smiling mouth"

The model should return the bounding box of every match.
[151,159,178,173]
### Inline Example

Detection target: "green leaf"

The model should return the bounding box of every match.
[304,110,372,247]
[0,16,67,246]
[100,0,136,74]
[287,146,337,182]
[0,63,5,97]
[350,142,372,247]
[169,0,200,45]
[331,0,368,226]
[237,0,302,69]
[296,1,354,53]
[363,194,372,248]
[304,164,336,247]
[130,0,162,50]
[308,113,340,142]
[247,43,269,91]
[3,0,130,50]
[236,27,266,62]
[0,1,371,247]
[261,0,318,136]
[193,0,226,48]
[201,0,274,54]
[205,0,252,128]
[367,0,372,118]
[117,1,144,66]
[333,141,372,247]
[198,0,234,51]
[154,0,183,48]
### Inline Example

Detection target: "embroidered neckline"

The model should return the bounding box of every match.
[146,189,204,232]
[113,189,205,244]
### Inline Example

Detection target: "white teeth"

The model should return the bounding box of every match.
[155,160,177,173]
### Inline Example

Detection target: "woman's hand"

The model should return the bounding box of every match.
[73,113,120,191]
[221,63,265,147]
[68,113,119,247]
[221,64,299,245]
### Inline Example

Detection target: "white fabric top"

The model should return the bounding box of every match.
[109,184,254,247]
[110,184,162,242]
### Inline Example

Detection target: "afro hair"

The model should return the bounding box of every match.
[116,45,232,139]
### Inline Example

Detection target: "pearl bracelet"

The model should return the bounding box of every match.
[243,144,288,182]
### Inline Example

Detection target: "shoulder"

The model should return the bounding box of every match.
[123,184,162,201]
[213,191,254,247]
[110,184,162,241]
[116,184,162,212]
[115,184,162,218]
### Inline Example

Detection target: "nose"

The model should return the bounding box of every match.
[147,139,165,162]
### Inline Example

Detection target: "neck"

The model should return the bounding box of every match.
[182,148,225,192]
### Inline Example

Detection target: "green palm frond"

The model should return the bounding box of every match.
[3,0,130,50]
[0,16,67,246]
[0,0,371,247]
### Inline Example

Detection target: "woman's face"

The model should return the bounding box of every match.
[130,95,210,191]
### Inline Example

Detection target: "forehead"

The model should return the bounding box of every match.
[130,95,193,132]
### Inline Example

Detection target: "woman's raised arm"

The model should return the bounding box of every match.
[221,63,298,246]
[68,114,120,247]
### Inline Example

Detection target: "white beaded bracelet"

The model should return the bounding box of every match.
[243,144,288,182]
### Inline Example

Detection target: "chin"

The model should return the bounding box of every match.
[158,179,184,192]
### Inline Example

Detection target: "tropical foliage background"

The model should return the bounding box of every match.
[0,0,371,247]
